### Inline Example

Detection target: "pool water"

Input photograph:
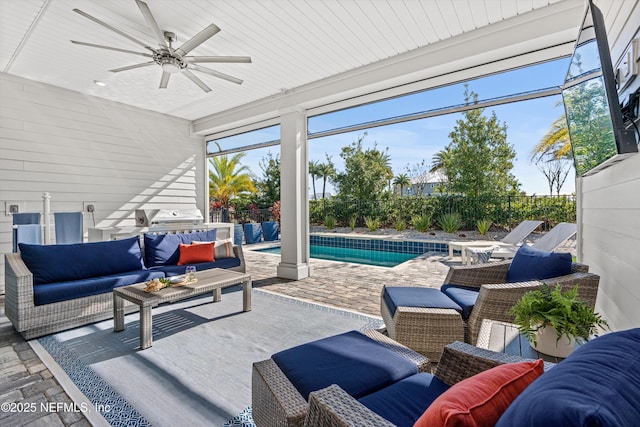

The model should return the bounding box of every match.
[257,245,420,267]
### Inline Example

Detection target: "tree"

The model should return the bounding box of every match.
[209,153,257,208]
[531,116,573,196]
[257,152,281,206]
[317,157,336,199]
[334,132,392,200]
[441,87,520,197]
[309,160,321,200]
[405,159,430,195]
[393,173,411,197]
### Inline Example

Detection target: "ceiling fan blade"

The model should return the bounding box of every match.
[73,8,156,53]
[135,0,169,49]
[191,64,243,85]
[185,56,252,64]
[182,69,212,92]
[175,24,220,56]
[109,61,155,73]
[159,71,171,89]
[71,41,153,58]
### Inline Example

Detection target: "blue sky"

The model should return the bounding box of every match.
[210,57,575,196]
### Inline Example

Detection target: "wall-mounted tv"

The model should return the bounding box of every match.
[562,0,637,177]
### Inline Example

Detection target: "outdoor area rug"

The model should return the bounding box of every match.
[36,287,383,426]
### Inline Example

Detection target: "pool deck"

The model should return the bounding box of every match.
[0,234,576,425]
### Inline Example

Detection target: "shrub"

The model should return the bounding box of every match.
[477,219,492,236]
[438,212,463,233]
[412,214,432,232]
[394,218,406,231]
[364,216,379,231]
[325,215,336,229]
[349,215,357,230]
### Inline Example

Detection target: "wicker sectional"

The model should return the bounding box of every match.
[251,329,430,427]
[303,340,555,427]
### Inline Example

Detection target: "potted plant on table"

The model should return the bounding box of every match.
[510,284,608,358]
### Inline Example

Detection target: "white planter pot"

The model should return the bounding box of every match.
[532,327,576,358]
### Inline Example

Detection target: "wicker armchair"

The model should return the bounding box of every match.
[444,260,599,344]
[303,340,555,427]
[251,329,430,427]
[381,260,600,355]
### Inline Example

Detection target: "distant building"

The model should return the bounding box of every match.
[403,171,447,196]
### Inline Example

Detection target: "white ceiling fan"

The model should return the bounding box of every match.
[71,0,251,92]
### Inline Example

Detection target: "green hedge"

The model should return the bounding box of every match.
[309,195,576,231]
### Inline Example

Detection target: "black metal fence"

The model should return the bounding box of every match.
[308,195,576,231]
[210,208,273,224]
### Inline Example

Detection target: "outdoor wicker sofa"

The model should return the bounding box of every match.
[5,229,246,340]
[382,250,600,358]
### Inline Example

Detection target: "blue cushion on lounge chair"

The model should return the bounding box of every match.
[272,330,418,400]
[359,373,450,427]
[152,257,241,276]
[143,230,217,267]
[383,287,462,317]
[19,237,146,285]
[440,285,480,320]
[506,245,572,283]
[33,269,165,305]
[496,328,640,427]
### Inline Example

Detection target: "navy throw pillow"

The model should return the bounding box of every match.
[143,229,217,267]
[496,328,640,427]
[506,245,572,283]
[19,236,145,285]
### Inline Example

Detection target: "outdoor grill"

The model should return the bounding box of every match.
[135,209,204,231]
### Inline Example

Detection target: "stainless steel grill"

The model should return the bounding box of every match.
[135,209,204,229]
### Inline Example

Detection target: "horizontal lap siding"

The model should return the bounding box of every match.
[578,0,640,330]
[0,74,205,292]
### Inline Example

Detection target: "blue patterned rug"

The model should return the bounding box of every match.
[38,288,382,426]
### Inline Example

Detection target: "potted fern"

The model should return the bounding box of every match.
[510,284,608,357]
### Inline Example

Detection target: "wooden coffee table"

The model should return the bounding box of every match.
[113,268,252,349]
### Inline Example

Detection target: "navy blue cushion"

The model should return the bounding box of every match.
[359,373,450,427]
[143,230,217,267]
[33,269,165,305]
[20,237,146,285]
[506,245,572,283]
[496,328,640,427]
[383,287,462,317]
[272,330,418,400]
[440,285,480,320]
[151,258,240,276]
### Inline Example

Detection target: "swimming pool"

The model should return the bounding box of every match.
[256,235,448,267]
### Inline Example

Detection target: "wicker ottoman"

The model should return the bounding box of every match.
[381,286,465,362]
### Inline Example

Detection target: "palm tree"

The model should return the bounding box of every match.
[393,173,411,197]
[317,161,336,199]
[309,160,321,200]
[429,147,452,174]
[531,116,572,161]
[208,153,256,208]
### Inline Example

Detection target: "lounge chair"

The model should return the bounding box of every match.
[466,222,577,264]
[448,220,542,264]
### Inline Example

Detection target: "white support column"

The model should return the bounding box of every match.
[277,107,311,280]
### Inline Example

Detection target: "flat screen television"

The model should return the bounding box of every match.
[562,0,637,177]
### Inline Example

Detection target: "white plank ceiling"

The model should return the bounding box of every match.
[0,0,621,122]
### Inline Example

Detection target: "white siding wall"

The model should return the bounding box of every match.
[579,1,640,330]
[0,73,205,293]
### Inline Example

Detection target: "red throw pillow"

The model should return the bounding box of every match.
[177,242,214,265]
[414,359,544,427]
